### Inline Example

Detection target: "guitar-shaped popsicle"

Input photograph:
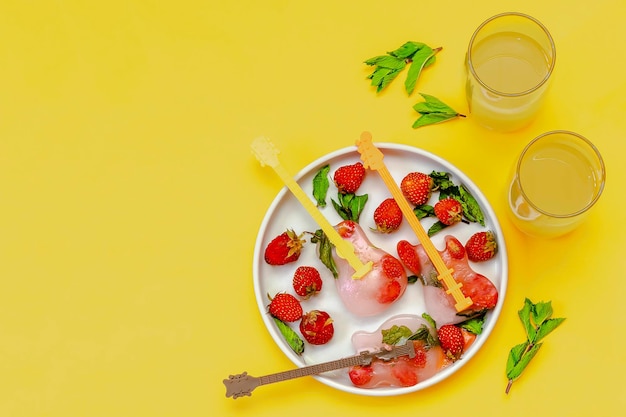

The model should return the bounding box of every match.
[356,132,473,312]
[251,136,372,279]
[223,340,415,398]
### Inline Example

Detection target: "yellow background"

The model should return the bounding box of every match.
[1,1,625,416]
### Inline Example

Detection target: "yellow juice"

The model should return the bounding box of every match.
[467,31,552,131]
[507,136,604,238]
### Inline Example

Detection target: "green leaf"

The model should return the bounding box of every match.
[413,204,434,220]
[332,193,368,222]
[389,41,423,59]
[404,46,438,95]
[412,113,458,129]
[518,298,536,342]
[310,229,338,278]
[427,220,448,237]
[412,93,465,129]
[507,342,542,381]
[312,165,330,207]
[459,315,486,335]
[407,274,419,284]
[273,317,305,355]
[382,325,413,345]
[535,318,565,343]
[505,341,529,378]
[365,55,406,70]
[532,300,554,326]
[458,184,485,225]
[429,171,455,193]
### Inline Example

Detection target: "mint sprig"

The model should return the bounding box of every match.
[412,93,465,129]
[505,298,566,394]
[365,41,440,94]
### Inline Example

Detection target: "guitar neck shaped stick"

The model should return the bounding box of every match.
[223,341,415,399]
[356,132,472,312]
[251,136,373,279]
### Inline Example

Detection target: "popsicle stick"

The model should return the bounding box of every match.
[355,132,472,311]
[223,341,415,399]
[251,136,372,279]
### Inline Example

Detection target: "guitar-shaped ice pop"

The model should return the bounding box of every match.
[223,340,416,398]
[251,136,372,279]
[356,132,473,312]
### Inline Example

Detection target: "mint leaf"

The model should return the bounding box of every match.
[389,41,423,59]
[412,93,465,129]
[427,220,448,237]
[312,164,330,207]
[382,325,413,345]
[413,204,435,220]
[310,229,338,278]
[458,184,485,226]
[532,300,554,326]
[518,298,536,342]
[506,342,542,381]
[535,318,566,343]
[331,193,368,222]
[405,46,440,95]
[273,317,305,355]
[459,315,485,335]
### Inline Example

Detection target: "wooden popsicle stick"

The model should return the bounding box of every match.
[355,132,472,311]
[251,136,372,279]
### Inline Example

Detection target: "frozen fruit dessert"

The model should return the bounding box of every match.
[397,235,498,325]
[333,220,408,317]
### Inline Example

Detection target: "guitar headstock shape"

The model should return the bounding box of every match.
[355,131,385,171]
[251,136,280,168]
[223,371,260,399]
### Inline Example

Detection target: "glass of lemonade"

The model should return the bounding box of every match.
[466,12,556,132]
[507,131,605,238]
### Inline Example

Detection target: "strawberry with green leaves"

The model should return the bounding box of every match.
[465,231,497,262]
[333,162,366,194]
[264,229,305,265]
[268,292,303,322]
[299,310,334,345]
[373,198,403,233]
[292,266,323,298]
[434,198,463,226]
[401,172,433,206]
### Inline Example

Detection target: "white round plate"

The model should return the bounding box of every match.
[252,143,508,396]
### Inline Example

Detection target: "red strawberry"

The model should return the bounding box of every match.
[381,255,404,280]
[373,198,403,233]
[434,198,463,225]
[465,231,497,262]
[292,266,323,298]
[264,229,305,265]
[348,365,374,386]
[437,324,464,360]
[299,310,334,345]
[333,162,366,194]
[444,236,466,259]
[401,172,433,206]
[377,280,402,304]
[268,292,303,322]
[396,240,421,275]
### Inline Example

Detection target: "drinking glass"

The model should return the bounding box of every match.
[507,131,605,238]
[466,12,556,132]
